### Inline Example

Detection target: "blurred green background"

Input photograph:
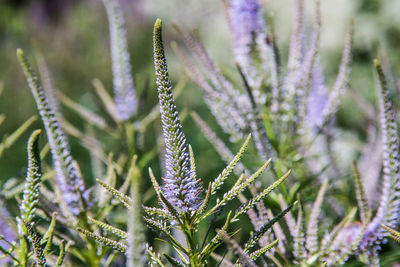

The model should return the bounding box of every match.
[0,0,399,185]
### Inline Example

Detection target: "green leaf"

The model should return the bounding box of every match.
[200,211,232,262]
[92,78,119,122]
[0,115,37,158]
[0,242,19,264]
[143,217,171,236]
[58,91,108,130]
[146,245,165,267]
[189,145,197,180]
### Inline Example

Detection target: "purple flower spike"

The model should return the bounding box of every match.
[103,0,138,121]
[363,60,400,248]
[306,58,328,129]
[229,0,267,86]
[0,203,16,265]
[153,19,201,213]
[17,49,86,216]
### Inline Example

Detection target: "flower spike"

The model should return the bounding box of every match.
[153,19,201,213]
[362,60,400,248]
[102,0,138,120]
[229,0,267,89]
[20,130,42,226]
[17,49,86,216]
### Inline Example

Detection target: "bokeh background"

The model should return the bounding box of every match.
[0,0,399,191]
[1,0,400,265]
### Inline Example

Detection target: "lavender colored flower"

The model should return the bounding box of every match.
[103,0,138,121]
[306,58,328,129]
[153,19,201,213]
[320,24,353,127]
[359,127,382,209]
[229,0,267,89]
[361,61,400,249]
[17,49,86,216]
[0,203,16,265]
[176,27,271,157]
[327,222,364,264]
[280,0,305,123]
[176,27,250,141]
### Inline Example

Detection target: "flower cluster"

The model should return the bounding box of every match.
[153,19,202,213]
[17,50,87,216]
[1,0,400,266]
[103,0,138,121]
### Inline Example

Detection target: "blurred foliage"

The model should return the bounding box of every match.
[0,0,397,188]
[0,0,396,182]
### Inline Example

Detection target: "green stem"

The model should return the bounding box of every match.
[19,236,28,267]
[182,213,201,266]
[78,212,100,267]
[124,122,136,157]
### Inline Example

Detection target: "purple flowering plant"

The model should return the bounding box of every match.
[173,0,400,265]
[0,0,399,266]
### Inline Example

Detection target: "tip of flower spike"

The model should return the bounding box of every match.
[16,49,26,65]
[153,19,164,54]
[16,49,29,71]
[28,129,42,145]
[32,129,42,135]
[16,48,24,58]
[374,59,386,85]
[154,18,162,32]
[33,129,42,135]
[155,18,162,26]
[373,59,380,69]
